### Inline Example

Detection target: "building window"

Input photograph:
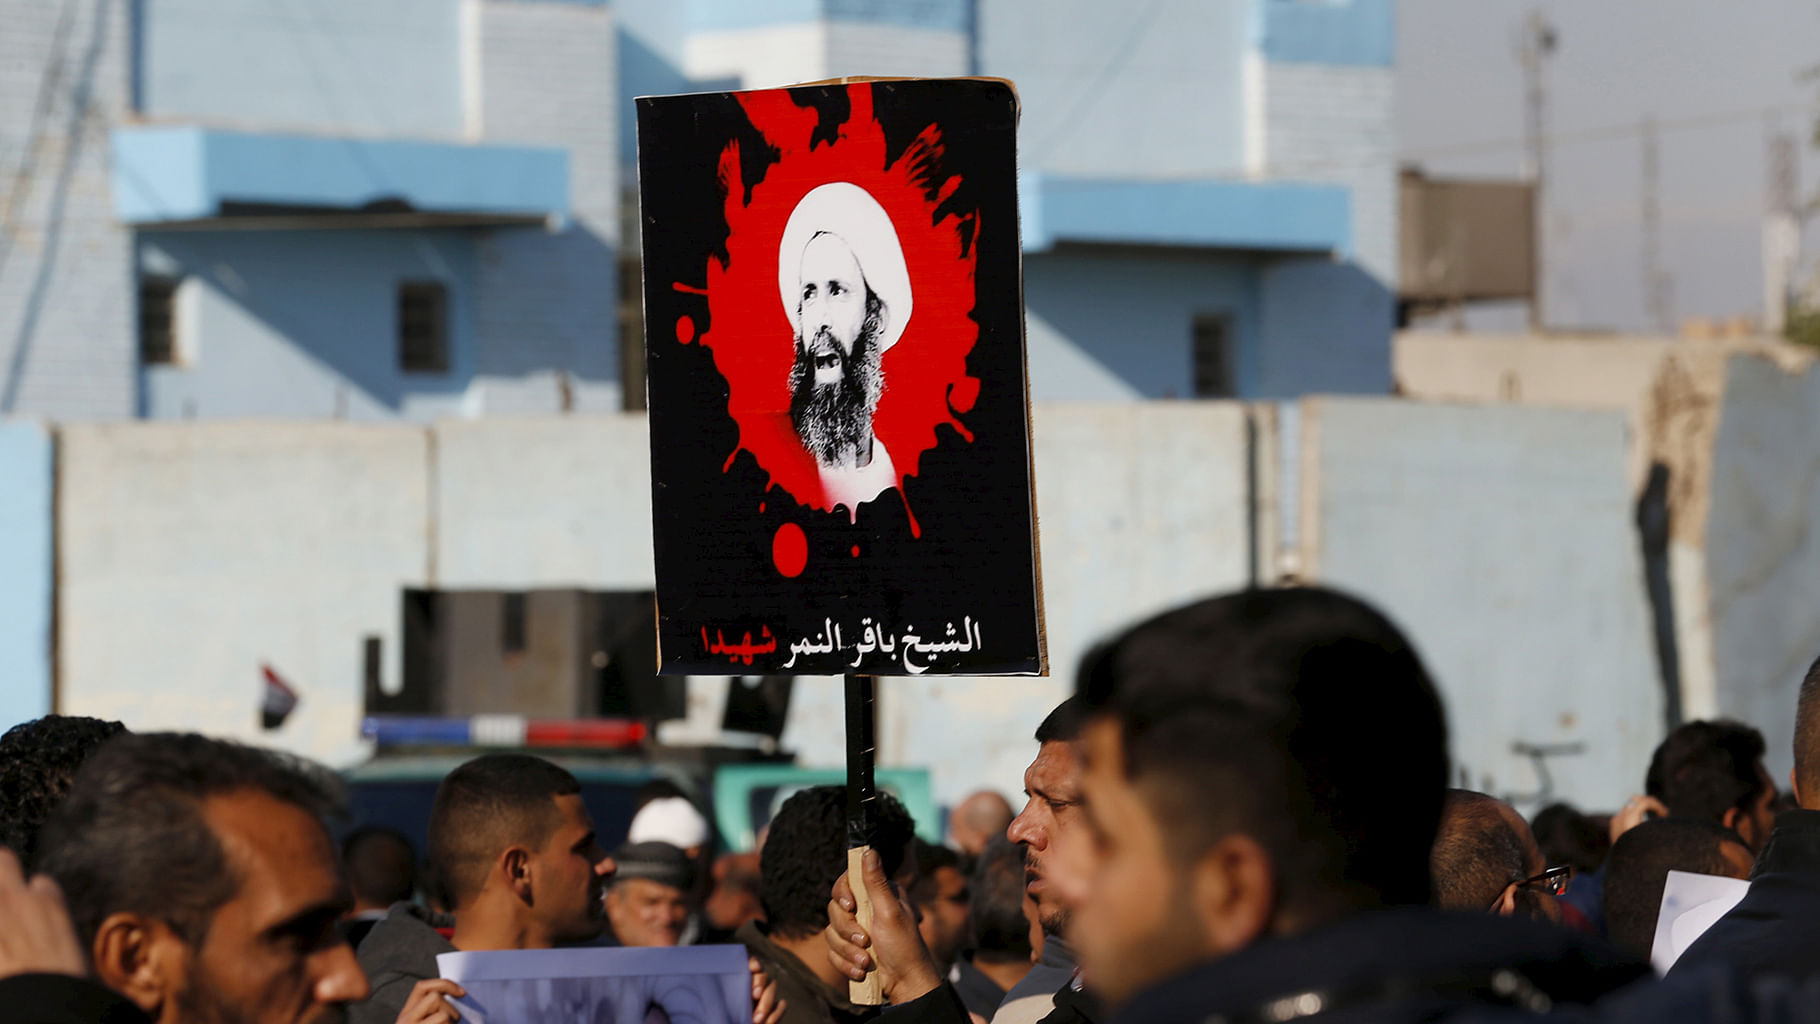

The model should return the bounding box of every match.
[501,593,527,656]
[398,281,449,373]
[140,276,180,366]
[1191,314,1234,398]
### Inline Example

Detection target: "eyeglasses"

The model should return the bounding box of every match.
[1487,865,1572,912]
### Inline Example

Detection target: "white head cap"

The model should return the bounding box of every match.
[628,796,711,850]
[778,181,913,353]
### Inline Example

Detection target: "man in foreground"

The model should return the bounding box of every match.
[37,732,371,1024]
[352,753,614,1024]
[825,587,1651,1023]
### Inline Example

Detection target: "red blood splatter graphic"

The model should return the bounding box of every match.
[772,522,808,577]
[676,316,696,344]
[850,544,861,558]
[698,85,979,526]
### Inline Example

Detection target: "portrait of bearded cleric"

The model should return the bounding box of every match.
[778,182,913,513]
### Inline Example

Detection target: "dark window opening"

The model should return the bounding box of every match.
[501,593,527,655]
[398,281,449,373]
[1192,313,1235,399]
[140,276,180,366]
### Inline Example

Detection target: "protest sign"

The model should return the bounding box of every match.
[636,78,1044,678]
[437,945,749,1024]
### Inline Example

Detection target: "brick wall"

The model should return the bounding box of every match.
[1262,61,1397,287]
[0,0,135,418]
[473,0,621,412]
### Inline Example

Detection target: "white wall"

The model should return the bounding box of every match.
[1702,355,1820,784]
[58,422,430,766]
[1300,399,1661,811]
[1262,62,1397,285]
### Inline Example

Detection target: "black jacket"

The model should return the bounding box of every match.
[348,902,456,1024]
[1109,909,1647,1024]
[1670,809,1820,983]
[739,920,880,1024]
[0,974,150,1024]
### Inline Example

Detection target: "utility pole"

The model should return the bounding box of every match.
[1641,117,1673,332]
[1764,130,1800,335]
[1520,9,1556,333]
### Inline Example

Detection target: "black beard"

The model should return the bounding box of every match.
[789,325,882,467]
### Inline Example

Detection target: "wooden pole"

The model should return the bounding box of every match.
[845,673,883,1005]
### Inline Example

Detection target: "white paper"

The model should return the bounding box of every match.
[1649,870,1749,975]
[436,944,751,1024]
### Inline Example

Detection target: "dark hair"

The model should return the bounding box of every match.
[342,825,418,908]
[1530,803,1610,877]
[1794,653,1820,800]
[37,732,342,948]
[0,715,127,869]
[1645,720,1768,824]
[428,754,581,908]
[1604,817,1750,960]
[1034,696,1087,745]
[1078,587,1447,917]
[1431,791,1533,914]
[969,835,1034,961]
[908,839,961,907]
[760,785,915,939]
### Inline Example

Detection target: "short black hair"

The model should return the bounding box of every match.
[1431,790,1534,914]
[760,785,915,939]
[969,835,1033,961]
[1034,696,1087,744]
[428,754,581,909]
[1603,817,1750,960]
[908,839,961,907]
[1644,719,1769,824]
[1078,587,1447,917]
[342,825,418,908]
[1794,653,1820,800]
[37,732,342,948]
[1530,803,1610,877]
[0,715,127,869]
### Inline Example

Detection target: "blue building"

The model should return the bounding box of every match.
[0,0,1395,420]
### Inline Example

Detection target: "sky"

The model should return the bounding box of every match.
[1397,0,1820,333]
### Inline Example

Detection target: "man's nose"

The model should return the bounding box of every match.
[315,944,371,1006]
[594,855,617,878]
[1007,806,1042,848]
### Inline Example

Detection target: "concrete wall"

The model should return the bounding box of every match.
[0,0,135,419]
[139,0,466,139]
[137,230,481,420]
[57,422,431,766]
[38,395,1726,815]
[1701,355,1820,786]
[0,421,52,732]
[1300,399,1661,811]
[1024,249,1261,400]
[1254,258,1393,398]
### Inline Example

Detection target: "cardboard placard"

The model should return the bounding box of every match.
[636,79,1044,677]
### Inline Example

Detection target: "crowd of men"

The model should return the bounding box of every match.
[10,585,1820,1024]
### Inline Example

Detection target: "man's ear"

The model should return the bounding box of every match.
[502,846,534,904]
[1493,885,1518,917]
[1721,806,1746,841]
[1188,834,1276,956]
[91,913,183,1017]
